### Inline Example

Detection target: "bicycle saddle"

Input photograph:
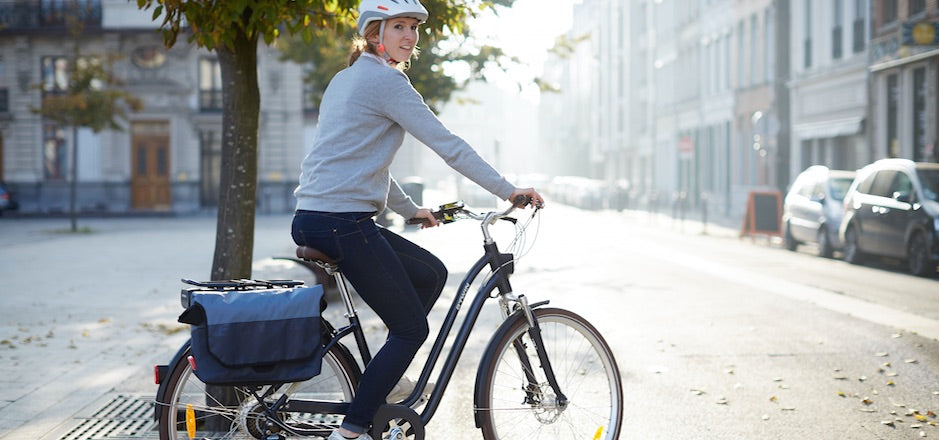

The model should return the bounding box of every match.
[296,246,337,265]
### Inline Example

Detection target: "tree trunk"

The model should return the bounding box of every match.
[211,28,260,281]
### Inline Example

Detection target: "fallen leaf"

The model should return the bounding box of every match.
[770,396,778,403]
[761,414,770,421]
[882,420,895,427]
[915,414,928,422]
[716,396,728,405]
[875,352,889,357]
[838,391,847,397]
[863,398,874,405]
[781,407,796,411]
[905,359,918,364]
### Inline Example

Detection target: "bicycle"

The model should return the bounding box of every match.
[153,197,623,439]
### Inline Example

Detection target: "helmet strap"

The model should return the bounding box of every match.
[376,20,399,64]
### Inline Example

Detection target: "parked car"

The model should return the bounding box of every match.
[0,182,19,215]
[783,166,856,258]
[839,159,939,276]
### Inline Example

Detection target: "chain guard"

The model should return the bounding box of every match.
[369,404,424,440]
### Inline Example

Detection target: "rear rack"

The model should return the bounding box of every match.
[179,278,306,308]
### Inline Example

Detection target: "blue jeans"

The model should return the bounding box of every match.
[291,210,447,432]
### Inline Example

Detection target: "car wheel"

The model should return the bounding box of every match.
[843,225,864,265]
[907,232,937,277]
[784,222,798,251]
[817,227,834,259]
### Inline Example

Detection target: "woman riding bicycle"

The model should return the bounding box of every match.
[291,1,543,439]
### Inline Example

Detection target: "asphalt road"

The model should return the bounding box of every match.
[1,204,937,439]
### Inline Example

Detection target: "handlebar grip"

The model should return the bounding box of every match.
[512,195,532,208]
[406,217,430,225]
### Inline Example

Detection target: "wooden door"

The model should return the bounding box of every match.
[131,122,171,210]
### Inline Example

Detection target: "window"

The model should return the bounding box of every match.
[909,0,925,15]
[912,67,927,162]
[886,74,899,157]
[853,0,866,53]
[833,0,844,59]
[198,57,222,111]
[883,0,897,23]
[765,7,775,83]
[891,172,912,200]
[41,55,69,96]
[804,0,813,68]
[869,170,898,197]
[737,20,745,87]
[43,122,67,180]
[750,14,759,84]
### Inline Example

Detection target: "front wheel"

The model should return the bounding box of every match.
[842,224,865,265]
[156,342,360,439]
[908,232,937,277]
[476,308,623,439]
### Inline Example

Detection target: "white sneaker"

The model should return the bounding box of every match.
[385,375,434,405]
[327,430,373,440]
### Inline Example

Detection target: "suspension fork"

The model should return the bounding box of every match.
[501,295,568,407]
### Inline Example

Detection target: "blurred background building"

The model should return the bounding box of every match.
[0,0,937,219]
[0,0,310,214]
[540,0,936,221]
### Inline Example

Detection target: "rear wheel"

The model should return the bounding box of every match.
[157,343,360,439]
[477,308,623,440]
[784,222,798,251]
[908,232,937,277]
[817,227,834,258]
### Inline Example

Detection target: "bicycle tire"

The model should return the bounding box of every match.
[476,307,623,439]
[156,340,360,439]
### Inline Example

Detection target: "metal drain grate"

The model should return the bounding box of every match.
[58,394,157,440]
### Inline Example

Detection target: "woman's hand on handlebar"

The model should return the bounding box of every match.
[411,208,439,228]
[509,188,545,209]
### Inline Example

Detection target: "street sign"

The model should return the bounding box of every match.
[902,21,939,46]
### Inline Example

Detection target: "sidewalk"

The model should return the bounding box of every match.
[0,214,309,439]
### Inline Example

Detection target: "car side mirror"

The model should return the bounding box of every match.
[894,191,913,204]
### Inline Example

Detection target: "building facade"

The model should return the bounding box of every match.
[869,0,939,164]
[789,0,871,177]
[0,0,312,215]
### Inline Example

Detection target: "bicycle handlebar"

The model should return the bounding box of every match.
[406,195,538,227]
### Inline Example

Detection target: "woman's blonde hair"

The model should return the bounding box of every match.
[348,21,418,71]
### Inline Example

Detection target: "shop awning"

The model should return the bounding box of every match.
[793,116,864,140]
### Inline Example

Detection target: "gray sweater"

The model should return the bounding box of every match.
[294,53,516,219]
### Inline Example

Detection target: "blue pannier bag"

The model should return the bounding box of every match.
[178,284,324,386]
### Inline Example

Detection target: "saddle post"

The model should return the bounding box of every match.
[296,246,373,365]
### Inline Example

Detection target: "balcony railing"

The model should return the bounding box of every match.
[0,0,102,34]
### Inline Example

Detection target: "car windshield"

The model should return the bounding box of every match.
[828,177,854,201]
[918,169,939,202]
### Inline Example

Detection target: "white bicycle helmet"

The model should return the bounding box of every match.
[357,0,429,35]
